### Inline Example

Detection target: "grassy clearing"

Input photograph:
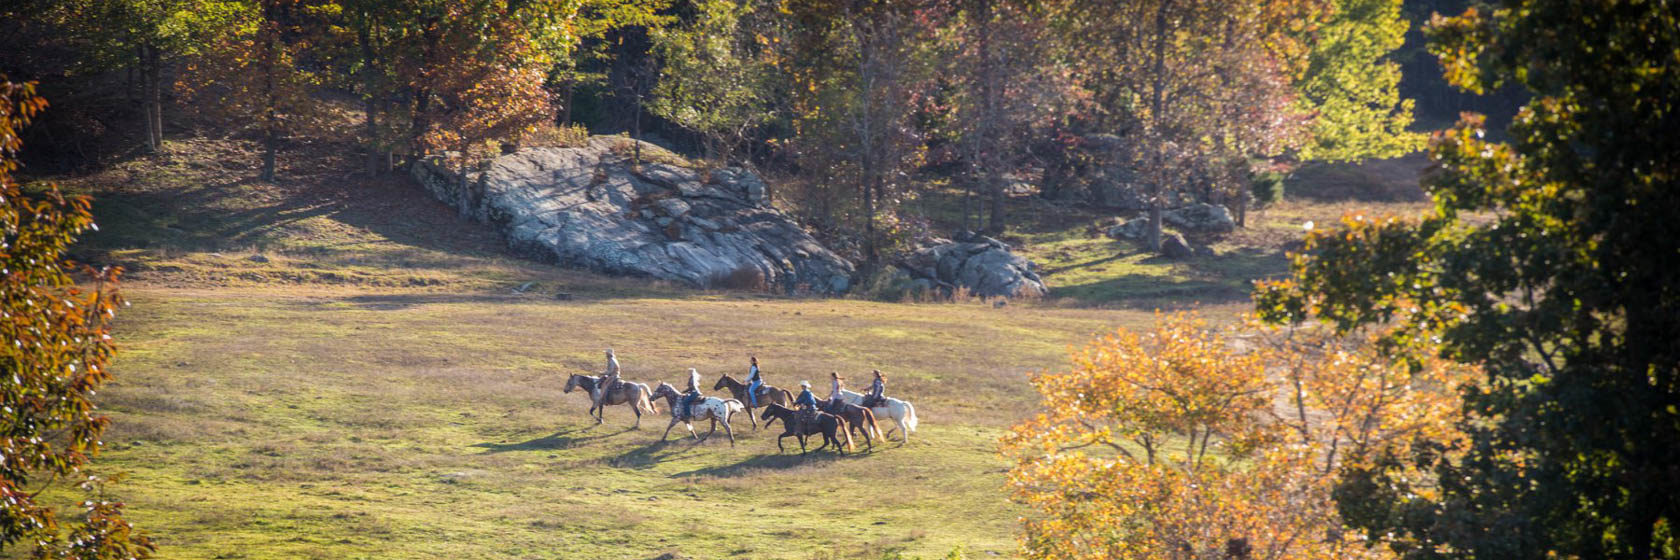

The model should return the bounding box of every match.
[31,137,1430,558]
[83,287,1213,560]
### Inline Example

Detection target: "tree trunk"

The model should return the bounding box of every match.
[358,24,382,175]
[865,174,879,265]
[988,174,1005,234]
[148,45,163,150]
[1148,192,1164,253]
[261,16,278,182]
[138,45,158,153]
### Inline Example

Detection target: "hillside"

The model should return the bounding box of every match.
[29,136,1432,559]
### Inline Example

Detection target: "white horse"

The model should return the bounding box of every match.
[650,382,745,447]
[838,389,919,443]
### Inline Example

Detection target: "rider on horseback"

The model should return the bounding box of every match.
[863,369,886,408]
[745,356,764,407]
[793,379,818,432]
[827,371,845,407]
[680,367,703,421]
[597,349,622,407]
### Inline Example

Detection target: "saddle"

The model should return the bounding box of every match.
[601,378,624,395]
[861,395,883,408]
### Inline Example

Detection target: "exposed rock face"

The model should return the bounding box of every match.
[412,137,854,293]
[1163,203,1236,234]
[899,232,1047,298]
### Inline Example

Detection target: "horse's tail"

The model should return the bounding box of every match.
[863,409,883,440]
[637,386,658,414]
[902,401,918,433]
[841,418,855,452]
[726,399,745,416]
[779,389,793,404]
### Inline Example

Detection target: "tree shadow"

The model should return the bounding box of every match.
[607,437,709,469]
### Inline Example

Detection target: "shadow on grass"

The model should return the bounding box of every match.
[667,444,860,479]
[472,425,632,454]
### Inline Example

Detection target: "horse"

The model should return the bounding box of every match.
[713,374,794,429]
[818,398,882,451]
[837,389,919,443]
[758,403,853,455]
[563,374,657,428]
[649,382,745,446]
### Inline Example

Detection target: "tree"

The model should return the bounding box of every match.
[948,0,1064,234]
[1254,1,1680,556]
[1292,0,1421,162]
[1003,313,1475,559]
[1060,0,1312,251]
[177,0,323,181]
[0,79,152,558]
[648,0,771,167]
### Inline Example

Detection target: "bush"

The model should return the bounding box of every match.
[1250,169,1286,208]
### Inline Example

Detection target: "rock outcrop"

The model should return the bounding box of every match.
[1163,203,1236,234]
[898,232,1047,298]
[412,137,854,293]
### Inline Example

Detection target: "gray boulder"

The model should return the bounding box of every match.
[412,137,854,293]
[899,232,1047,298]
[1163,203,1236,234]
[1106,218,1150,241]
[1160,233,1195,259]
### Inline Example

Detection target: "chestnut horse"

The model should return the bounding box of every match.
[819,398,882,451]
[759,403,853,455]
[713,374,793,429]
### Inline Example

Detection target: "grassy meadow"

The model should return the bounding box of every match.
[28,138,1426,559]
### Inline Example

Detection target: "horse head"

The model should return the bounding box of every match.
[563,374,584,393]
[759,403,786,421]
[712,375,732,391]
[650,382,676,401]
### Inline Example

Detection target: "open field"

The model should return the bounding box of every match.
[89,286,1203,559]
[21,137,1431,559]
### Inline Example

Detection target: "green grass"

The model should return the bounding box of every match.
[33,136,1430,559]
[81,287,1206,559]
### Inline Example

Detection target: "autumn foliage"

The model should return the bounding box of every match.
[1002,313,1473,559]
[0,80,150,557]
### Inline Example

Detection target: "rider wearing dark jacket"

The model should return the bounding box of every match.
[864,369,886,407]
[680,368,702,420]
[746,356,763,407]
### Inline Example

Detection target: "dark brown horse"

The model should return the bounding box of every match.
[564,373,657,428]
[819,398,882,451]
[759,403,853,455]
[713,374,793,429]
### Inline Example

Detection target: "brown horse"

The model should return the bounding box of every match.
[759,403,853,455]
[713,374,794,429]
[819,398,882,451]
[563,374,657,428]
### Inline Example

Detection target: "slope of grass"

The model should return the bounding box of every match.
[82,287,1205,560]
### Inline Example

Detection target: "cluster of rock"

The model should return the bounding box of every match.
[412,137,855,293]
[1106,203,1234,259]
[884,232,1048,299]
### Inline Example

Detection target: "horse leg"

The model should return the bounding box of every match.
[722,417,735,447]
[700,417,717,443]
[661,416,679,441]
[777,433,787,453]
[632,405,641,430]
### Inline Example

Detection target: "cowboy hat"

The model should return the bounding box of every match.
[800,380,811,388]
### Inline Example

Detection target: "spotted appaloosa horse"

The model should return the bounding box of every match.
[564,373,657,428]
[650,382,745,446]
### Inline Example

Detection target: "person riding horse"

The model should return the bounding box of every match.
[793,379,818,432]
[596,349,622,407]
[745,356,764,407]
[679,367,703,421]
[863,369,886,408]
[827,371,845,407]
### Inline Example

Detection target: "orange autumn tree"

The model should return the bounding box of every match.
[0,80,151,558]
[1002,312,1473,559]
